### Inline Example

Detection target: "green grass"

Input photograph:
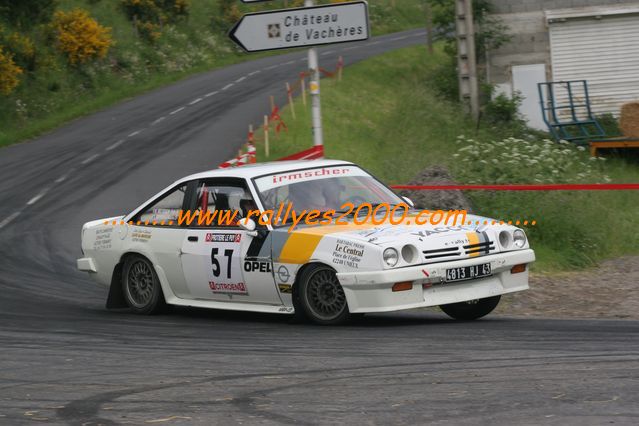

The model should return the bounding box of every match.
[254,45,639,272]
[0,0,427,147]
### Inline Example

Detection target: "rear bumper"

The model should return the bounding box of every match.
[336,249,535,313]
[77,257,97,273]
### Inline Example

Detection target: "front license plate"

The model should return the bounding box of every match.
[445,263,492,283]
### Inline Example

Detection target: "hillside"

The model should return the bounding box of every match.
[0,0,426,147]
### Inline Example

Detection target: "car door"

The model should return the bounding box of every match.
[180,178,282,305]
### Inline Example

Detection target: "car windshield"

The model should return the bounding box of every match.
[254,165,403,216]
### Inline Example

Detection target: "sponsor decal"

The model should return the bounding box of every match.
[94,227,113,249]
[277,265,291,283]
[278,306,294,313]
[411,225,475,238]
[278,284,293,294]
[131,228,152,243]
[331,239,365,269]
[244,260,272,273]
[205,233,241,243]
[209,281,248,295]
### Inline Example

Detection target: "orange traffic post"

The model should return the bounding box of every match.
[286,82,296,120]
[337,56,343,82]
[264,115,270,158]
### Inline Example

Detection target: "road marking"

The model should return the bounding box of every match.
[343,46,357,51]
[27,188,49,206]
[298,58,306,62]
[106,139,125,151]
[204,91,218,97]
[127,130,142,137]
[222,83,234,90]
[169,106,185,115]
[391,36,408,41]
[188,97,203,105]
[248,70,261,76]
[320,50,334,56]
[235,76,246,83]
[0,211,20,230]
[55,175,67,183]
[151,116,166,125]
[265,65,279,70]
[285,60,295,65]
[368,41,381,45]
[81,154,99,165]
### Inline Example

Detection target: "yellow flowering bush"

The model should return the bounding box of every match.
[121,0,190,42]
[52,9,113,65]
[0,46,23,95]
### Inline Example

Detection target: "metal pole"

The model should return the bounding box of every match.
[305,0,324,149]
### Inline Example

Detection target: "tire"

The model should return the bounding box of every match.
[439,295,501,321]
[297,264,351,325]
[121,255,166,315]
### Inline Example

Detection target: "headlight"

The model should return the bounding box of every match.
[401,244,418,263]
[383,248,399,267]
[513,229,527,248]
[499,230,512,249]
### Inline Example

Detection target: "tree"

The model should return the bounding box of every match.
[0,0,57,30]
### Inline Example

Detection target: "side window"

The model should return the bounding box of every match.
[133,184,187,225]
[193,181,257,228]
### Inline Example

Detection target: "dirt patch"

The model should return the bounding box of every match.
[397,165,473,212]
[497,256,639,320]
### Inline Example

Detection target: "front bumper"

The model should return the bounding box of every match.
[336,249,535,313]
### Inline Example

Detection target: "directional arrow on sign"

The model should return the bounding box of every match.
[229,1,370,52]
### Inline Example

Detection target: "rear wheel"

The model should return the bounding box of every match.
[122,255,166,315]
[439,295,501,320]
[297,264,351,325]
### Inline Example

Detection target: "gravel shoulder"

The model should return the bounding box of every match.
[497,256,639,320]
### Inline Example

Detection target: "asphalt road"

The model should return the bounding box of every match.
[1,28,638,425]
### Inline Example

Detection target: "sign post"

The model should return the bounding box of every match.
[230,1,370,154]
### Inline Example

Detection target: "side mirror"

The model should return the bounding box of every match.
[401,196,415,209]
[239,218,258,237]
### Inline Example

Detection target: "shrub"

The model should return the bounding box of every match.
[1,32,36,71]
[0,0,57,30]
[482,86,525,126]
[121,0,190,42]
[0,46,23,95]
[52,9,113,65]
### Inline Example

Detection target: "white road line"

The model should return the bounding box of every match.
[169,106,185,115]
[248,70,261,76]
[413,31,427,37]
[368,41,381,45]
[265,65,278,70]
[235,76,246,83]
[127,130,142,137]
[0,211,20,230]
[151,116,166,125]
[81,154,99,165]
[320,50,334,56]
[391,36,408,41]
[285,60,295,65]
[55,175,67,183]
[343,46,357,51]
[106,139,125,151]
[204,91,218,97]
[298,58,306,62]
[27,188,49,206]
[222,83,234,90]
[188,97,203,105]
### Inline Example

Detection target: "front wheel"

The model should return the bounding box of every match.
[297,264,351,325]
[439,295,501,320]
[122,255,166,315]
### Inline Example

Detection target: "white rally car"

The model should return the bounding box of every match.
[78,160,535,325]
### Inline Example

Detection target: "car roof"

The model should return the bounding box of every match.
[176,159,355,184]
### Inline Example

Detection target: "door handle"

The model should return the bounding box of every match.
[188,236,198,242]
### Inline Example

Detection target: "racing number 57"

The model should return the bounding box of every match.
[211,248,233,279]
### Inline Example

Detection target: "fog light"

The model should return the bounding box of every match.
[392,282,413,292]
[511,264,527,274]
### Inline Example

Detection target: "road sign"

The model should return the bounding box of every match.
[229,1,370,52]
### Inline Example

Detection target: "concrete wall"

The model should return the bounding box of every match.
[486,0,638,85]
